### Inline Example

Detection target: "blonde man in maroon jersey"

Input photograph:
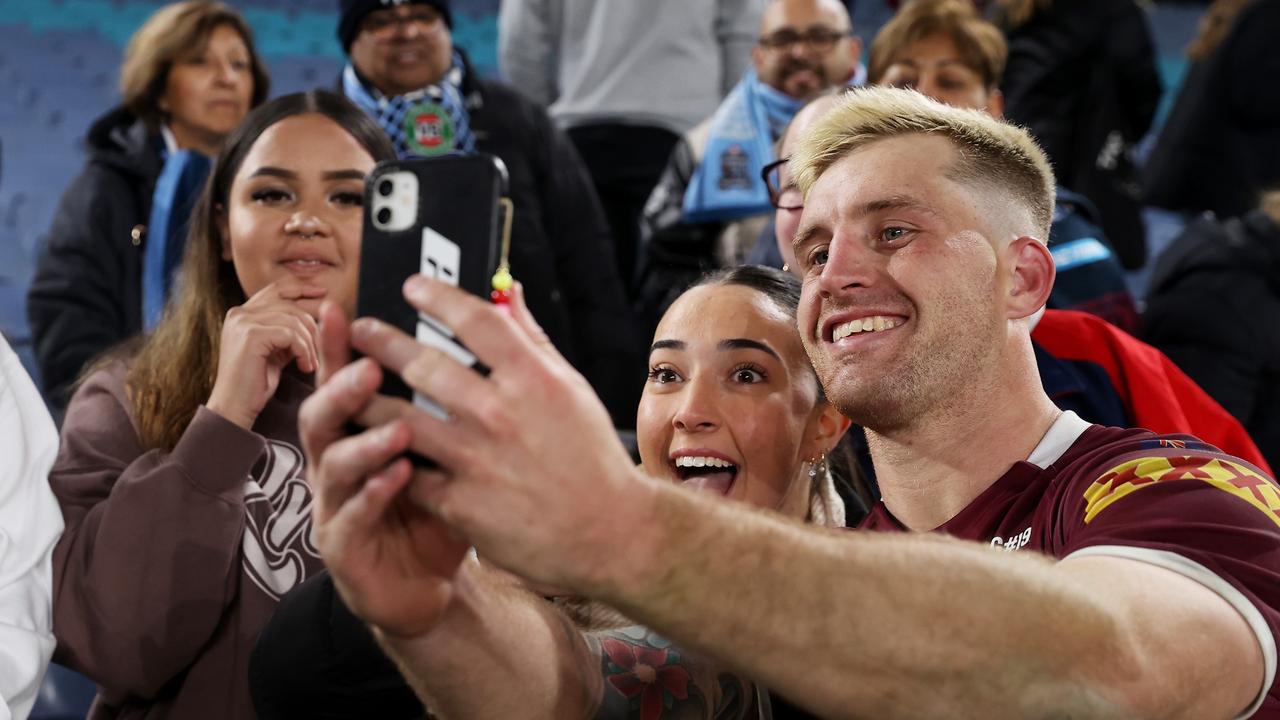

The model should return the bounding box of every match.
[303,87,1279,718]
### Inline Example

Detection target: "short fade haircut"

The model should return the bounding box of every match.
[791,85,1056,239]
[120,0,270,130]
[867,0,1008,89]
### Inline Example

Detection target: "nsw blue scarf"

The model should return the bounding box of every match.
[682,71,803,223]
[143,145,210,329]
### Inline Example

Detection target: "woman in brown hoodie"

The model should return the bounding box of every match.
[47,90,394,719]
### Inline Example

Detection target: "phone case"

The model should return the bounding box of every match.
[356,153,509,418]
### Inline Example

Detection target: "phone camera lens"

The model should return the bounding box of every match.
[377,179,395,197]
[376,207,392,225]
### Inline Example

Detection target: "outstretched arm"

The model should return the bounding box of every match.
[344,277,1269,720]
[305,300,755,720]
[372,560,755,720]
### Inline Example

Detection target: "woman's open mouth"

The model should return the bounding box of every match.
[672,456,738,496]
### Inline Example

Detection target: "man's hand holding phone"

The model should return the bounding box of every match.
[302,299,469,640]
[303,275,649,633]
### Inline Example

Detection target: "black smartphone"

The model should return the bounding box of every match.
[356,153,509,421]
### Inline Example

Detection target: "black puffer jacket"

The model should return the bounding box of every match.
[343,61,645,426]
[1142,209,1280,471]
[27,106,162,417]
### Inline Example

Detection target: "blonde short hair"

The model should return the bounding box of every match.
[120,0,269,129]
[791,86,1056,239]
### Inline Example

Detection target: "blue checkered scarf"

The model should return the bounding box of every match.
[342,51,476,158]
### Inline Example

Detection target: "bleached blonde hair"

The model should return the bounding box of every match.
[791,86,1056,240]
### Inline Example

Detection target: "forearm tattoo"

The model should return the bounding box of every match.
[589,626,757,720]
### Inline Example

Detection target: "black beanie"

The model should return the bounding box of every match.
[337,0,453,52]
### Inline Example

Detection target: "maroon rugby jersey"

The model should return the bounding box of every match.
[859,412,1280,717]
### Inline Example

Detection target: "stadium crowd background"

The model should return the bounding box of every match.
[0,0,1212,388]
[0,0,1266,717]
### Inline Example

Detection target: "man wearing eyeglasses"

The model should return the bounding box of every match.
[334,0,644,430]
[635,0,860,340]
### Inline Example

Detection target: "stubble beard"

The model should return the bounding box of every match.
[813,305,1005,437]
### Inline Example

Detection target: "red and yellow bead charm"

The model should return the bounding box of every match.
[491,267,514,305]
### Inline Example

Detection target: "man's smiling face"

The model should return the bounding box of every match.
[793,133,1009,432]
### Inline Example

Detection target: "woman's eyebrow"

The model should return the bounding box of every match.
[245,168,366,181]
[247,166,296,179]
[719,338,781,361]
[323,169,366,181]
[650,339,685,353]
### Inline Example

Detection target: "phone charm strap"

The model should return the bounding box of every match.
[491,197,516,305]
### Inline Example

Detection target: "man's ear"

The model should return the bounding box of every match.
[751,45,767,75]
[845,36,864,81]
[1005,236,1055,320]
[216,204,233,262]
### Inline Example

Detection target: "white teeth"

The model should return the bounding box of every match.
[674,456,735,469]
[831,316,900,341]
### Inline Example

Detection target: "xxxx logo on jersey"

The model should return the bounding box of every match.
[1083,454,1280,528]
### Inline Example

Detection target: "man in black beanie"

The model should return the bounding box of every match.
[339,0,455,105]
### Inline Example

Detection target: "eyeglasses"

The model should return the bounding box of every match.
[758,27,849,53]
[762,157,803,210]
[361,7,442,39]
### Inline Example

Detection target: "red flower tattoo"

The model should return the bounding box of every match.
[601,636,693,720]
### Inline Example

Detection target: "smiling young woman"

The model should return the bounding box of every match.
[639,266,859,523]
[46,91,395,720]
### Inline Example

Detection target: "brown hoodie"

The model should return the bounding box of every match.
[49,361,324,719]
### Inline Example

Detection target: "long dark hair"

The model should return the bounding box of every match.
[692,265,874,517]
[125,91,396,450]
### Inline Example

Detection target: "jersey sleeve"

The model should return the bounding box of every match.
[1053,439,1280,717]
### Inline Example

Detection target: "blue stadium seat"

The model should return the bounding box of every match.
[30,664,97,720]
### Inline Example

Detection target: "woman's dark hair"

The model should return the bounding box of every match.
[124,91,396,450]
[691,265,875,520]
[694,264,802,316]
